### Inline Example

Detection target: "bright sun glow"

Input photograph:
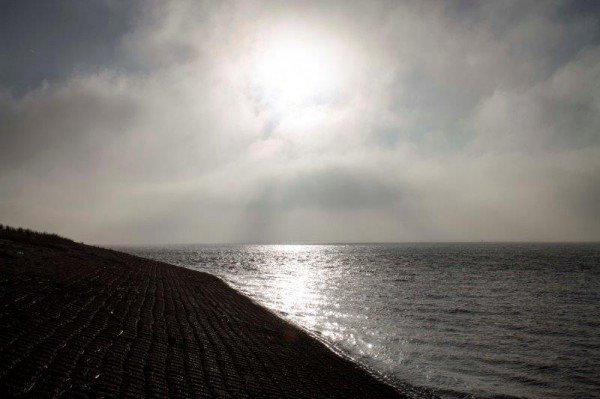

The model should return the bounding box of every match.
[251,30,343,112]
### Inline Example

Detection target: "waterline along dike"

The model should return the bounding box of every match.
[0,228,433,398]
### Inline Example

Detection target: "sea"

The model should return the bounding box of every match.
[122,243,600,398]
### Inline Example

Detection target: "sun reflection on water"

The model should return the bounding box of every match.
[263,245,328,330]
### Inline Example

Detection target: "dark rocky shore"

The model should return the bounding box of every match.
[0,228,434,398]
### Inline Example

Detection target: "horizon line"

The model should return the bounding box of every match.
[107,240,600,247]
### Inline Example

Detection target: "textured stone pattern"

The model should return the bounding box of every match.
[0,238,404,398]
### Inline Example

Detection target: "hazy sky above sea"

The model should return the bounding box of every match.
[1,0,599,244]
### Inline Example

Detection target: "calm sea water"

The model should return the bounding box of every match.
[122,243,600,398]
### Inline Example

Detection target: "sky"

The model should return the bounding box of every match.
[1,0,599,244]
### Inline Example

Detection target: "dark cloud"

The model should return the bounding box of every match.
[0,78,138,172]
[0,0,137,93]
[250,170,400,211]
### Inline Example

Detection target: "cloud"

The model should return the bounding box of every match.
[1,0,599,244]
[0,0,138,93]
[472,47,600,152]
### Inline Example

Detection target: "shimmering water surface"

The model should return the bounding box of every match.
[123,243,600,398]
